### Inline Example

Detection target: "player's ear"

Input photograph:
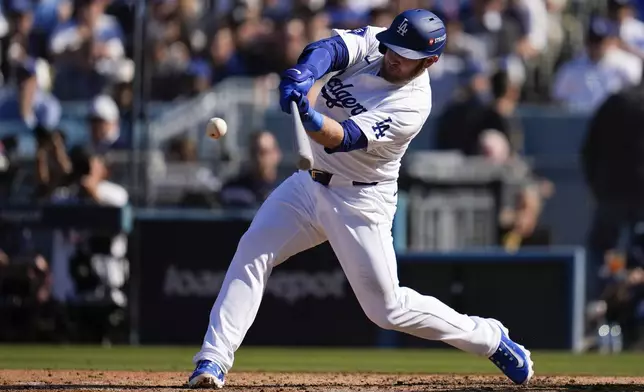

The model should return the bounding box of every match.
[423,55,439,68]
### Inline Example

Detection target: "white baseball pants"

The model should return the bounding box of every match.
[193,170,502,371]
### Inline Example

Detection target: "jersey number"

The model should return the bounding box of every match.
[349,27,367,37]
[372,117,392,139]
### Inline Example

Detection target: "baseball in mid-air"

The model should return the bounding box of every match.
[206,117,227,139]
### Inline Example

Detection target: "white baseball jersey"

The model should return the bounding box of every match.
[310,25,432,184]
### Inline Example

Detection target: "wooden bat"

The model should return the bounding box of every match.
[291,100,314,170]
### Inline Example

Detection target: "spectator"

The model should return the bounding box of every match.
[435,62,551,247]
[0,0,36,81]
[86,94,121,153]
[30,0,73,60]
[51,145,127,206]
[551,16,642,112]
[581,79,644,302]
[145,0,210,100]
[47,144,129,344]
[513,0,549,61]
[581,79,644,350]
[48,0,130,100]
[513,0,552,101]
[434,58,524,158]
[34,127,71,200]
[0,58,61,131]
[219,130,281,208]
[608,0,644,59]
[461,0,526,59]
[207,24,247,85]
[428,8,490,115]
[530,0,568,99]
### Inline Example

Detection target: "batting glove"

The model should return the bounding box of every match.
[290,91,323,131]
[279,64,315,114]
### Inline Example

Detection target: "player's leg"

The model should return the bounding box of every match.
[189,171,325,387]
[316,184,533,385]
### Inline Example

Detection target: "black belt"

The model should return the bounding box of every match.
[309,169,378,186]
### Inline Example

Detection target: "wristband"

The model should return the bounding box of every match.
[302,109,324,132]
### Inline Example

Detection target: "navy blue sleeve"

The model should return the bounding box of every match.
[297,35,350,80]
[324,119,368,154]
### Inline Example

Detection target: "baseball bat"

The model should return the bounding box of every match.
[291,100,314,170]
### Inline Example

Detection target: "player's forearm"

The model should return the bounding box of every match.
[305,114,344,149]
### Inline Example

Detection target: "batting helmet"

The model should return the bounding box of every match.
[376,9,447,60]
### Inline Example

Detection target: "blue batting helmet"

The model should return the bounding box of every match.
[376,9,447,60]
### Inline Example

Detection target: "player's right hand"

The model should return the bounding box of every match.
[279,64,315,114]
[289,91,311,116]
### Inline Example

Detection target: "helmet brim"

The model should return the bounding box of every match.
[382,42,430,60]
[376,29,440,60]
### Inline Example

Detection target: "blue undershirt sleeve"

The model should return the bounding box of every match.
[297,35,350,80]
[324,119,368,154]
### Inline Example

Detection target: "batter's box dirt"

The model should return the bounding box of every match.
[1,370,643,392]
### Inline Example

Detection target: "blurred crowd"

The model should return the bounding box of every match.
[0,0,642,204]
[0,0,642,170]
[0,0,643,128]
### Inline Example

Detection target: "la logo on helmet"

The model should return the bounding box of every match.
[397,18,409,36]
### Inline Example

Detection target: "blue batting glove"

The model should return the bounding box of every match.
[291,91,324,131]
[279,64,315,114]
[290,91,310,115]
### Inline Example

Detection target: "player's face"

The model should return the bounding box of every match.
[380,49,436,84]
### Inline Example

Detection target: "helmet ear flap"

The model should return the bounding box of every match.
[378,43,387,54]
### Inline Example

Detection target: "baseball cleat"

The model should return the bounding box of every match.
[188,360,225,388]
[488,320,534,385]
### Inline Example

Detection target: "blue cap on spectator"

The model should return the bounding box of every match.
[587,17,619,42]
[7,0,34,14]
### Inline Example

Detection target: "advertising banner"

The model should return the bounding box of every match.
[133,214,584,351]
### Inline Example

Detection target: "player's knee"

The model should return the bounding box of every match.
[364,304,404,331]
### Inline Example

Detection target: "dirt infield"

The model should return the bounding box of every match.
[1,370,643,392]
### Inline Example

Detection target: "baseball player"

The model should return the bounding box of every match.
[188,9,534,388]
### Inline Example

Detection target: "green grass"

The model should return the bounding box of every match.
[0,345,642,376]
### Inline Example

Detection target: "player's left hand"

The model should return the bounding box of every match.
[279,65,315,114]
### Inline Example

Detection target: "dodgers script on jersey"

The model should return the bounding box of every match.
[311,26,432,183]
